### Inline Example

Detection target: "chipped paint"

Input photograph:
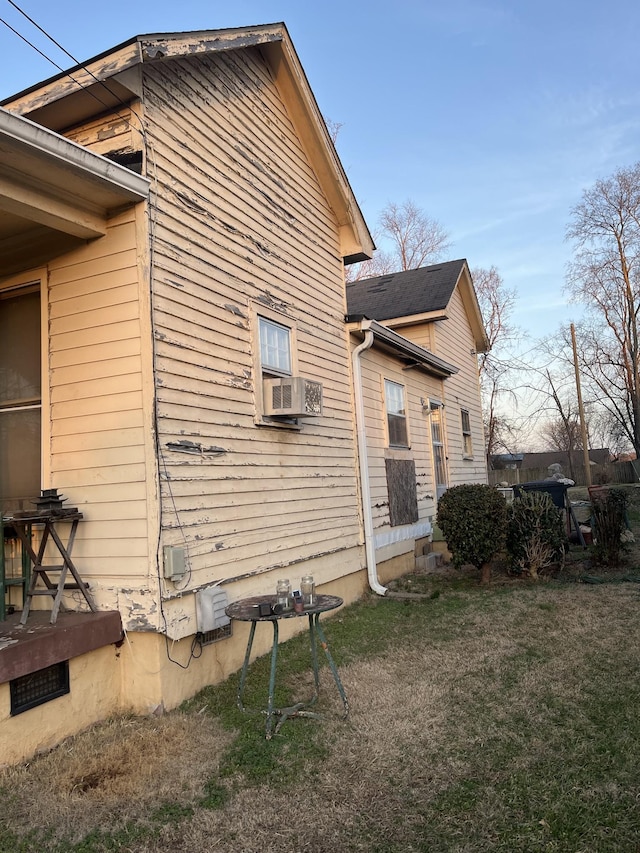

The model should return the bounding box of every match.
[224,303,247,318]
[166,440,227,456]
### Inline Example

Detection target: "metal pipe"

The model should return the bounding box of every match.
[571,323,592,487]
[352,326,387,596]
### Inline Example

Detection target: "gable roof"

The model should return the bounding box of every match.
[2,24,373,264]
[347,259,465,319]
[346,259,489,352]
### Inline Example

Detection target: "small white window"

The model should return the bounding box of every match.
[461,409,473,457]
[259,317,292,376]
[385,380,408,447]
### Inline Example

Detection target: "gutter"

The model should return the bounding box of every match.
[346,316,458,378]
[0,107,150,202]
[351,329,387,596]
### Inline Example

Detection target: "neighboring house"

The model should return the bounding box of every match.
[346,261,489,575]
[0,25,490,763]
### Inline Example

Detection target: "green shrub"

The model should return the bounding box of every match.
[436,484,507,583]
[591,488,630,567]
[506,491,567,578]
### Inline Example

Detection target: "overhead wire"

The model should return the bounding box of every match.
[2,1,198,667]
[1,0,145,140]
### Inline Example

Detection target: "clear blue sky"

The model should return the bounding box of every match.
[2,0,640,338]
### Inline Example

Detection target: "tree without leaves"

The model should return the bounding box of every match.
[517,332,587,476]
[324,117,343,146]
[345,199,449,282]
[539,412,584,454]
[380,200,450,270]
[472,266,521,461]
[566,162,640,457]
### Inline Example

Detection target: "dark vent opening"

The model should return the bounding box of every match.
[199,623,232,646]
[104,150,143,174]
[10,661,70,716]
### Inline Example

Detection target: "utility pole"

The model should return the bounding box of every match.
[571,323,591,487]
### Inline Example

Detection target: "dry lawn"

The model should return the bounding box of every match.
[2,577,640,852]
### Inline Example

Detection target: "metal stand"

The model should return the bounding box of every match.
[228,594,349,739]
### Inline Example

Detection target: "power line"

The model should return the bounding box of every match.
[6,0,80,65]
[0,14,65,71]
[1,2,145,139]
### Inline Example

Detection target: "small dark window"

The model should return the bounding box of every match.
[10,661,70,716]
[461,410,473,457]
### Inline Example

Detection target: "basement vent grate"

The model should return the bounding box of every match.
[10,661,70,716]
[199,623,232,645]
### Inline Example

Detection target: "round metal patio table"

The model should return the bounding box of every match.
[225,593,349,739]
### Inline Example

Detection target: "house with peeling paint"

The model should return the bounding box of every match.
[0,24,488,764]
[346,261,489,581]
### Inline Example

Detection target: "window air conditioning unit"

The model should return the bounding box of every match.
[263,376,323,418]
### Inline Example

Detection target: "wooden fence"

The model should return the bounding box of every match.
[487,461,638,488]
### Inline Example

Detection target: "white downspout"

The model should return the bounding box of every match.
[352,328,387,596]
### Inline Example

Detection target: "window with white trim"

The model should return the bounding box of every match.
[385,379,408,447]
[259,317,292,377]
[252,308,300,427]
[461,409,473,457]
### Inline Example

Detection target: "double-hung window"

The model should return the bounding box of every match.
[461,409,473,457]
[259,317,292,377]
[385,379,408,447]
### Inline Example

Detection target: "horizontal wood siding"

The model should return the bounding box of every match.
[433,288,487,485]
[63,108,138,157]
[359,346,442,535]
[142,48,361,588]
[47,208,151,590]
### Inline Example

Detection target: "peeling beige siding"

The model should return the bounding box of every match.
[392,289,487,489]
[358,346,442,542]
[434,288,487,485]
[63,108,138,157]
[47,208,153,605]
[141,48,362,608]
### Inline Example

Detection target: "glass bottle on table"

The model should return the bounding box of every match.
[276,578,291,611]
[300,575,315,607]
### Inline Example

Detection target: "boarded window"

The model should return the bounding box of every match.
[385,379,408,447]
[385,458,418,527]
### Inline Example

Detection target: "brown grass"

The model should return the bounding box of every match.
[133,585,640,852]
[0,712,233,843]
[3,542,640,850]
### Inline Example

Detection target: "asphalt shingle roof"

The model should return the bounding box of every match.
[345,259,467,321]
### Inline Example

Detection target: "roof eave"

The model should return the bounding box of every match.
[458,262,490,353]
[347,317,458,378]
[2,24,373,263]
[0,107,148,251]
